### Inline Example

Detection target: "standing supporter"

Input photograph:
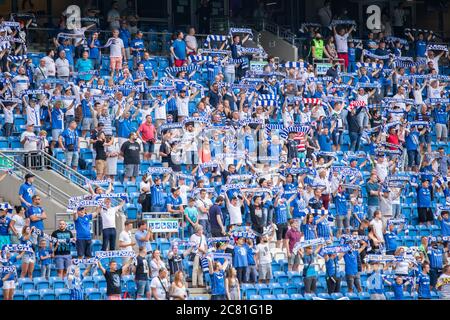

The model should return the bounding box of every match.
[19,173,36,209]
[97,198,125,251]
[169,271,188,300]
[120,132,141,183]
[189,225,207,288]
[150,267,170,300]
[285,219,301,272]
[97,258,133,300]
[51,220,74,279]
[137,115,157,160]
[59,120,80,170]
[109,29,126,76]
[208,259,229,300]
[73,206,97,259]
[170,31,187,67]
[26,195,47,234]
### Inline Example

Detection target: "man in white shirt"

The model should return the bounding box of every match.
[12,66,30,97]
[426,50,446,74]
[55,50,71,80]
[225,193,243,226]
[255,233,274,284]
[24,97,41,129]
[185,27,198,55]
[189,225,207,287]
[97,198,125,251]
[107,1,121,30]
[20,124,38,151]
[379,188,401,222]
[175,89,198,122]
[369,210,385,245]
[33,59,48,86]
[333,25,354,71]
[119,220,135,252]
[196,189,212,237]
[109,29,126,75]
[150,268,170,300]
[42,49,56,77]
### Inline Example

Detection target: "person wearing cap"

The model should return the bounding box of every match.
[73,206,98,259]
[299,244,322,294]
[130,30,145,68]
[18,173,36,209]
[166,187,184,216]
[417,179,434,226]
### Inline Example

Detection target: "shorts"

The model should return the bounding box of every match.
[110,56,123,70]
[288,253,301,265]
[65,151,79,168]
[258,263,273,280]
[419,132,431,144]
[55,255,72,271]
[276,223,288,240]
[436,123,448,140]
[82,118,94,131]
[3,280,16,290]
[23,254,35,264]
[418,207,434,223]
[52,129,63,142]
[136,280,150,297]
[174,59,186,67]
[125,164,140,178]
[143,141,155,153]
[336,215,350,230]
[76,239,92,258]
[95,160,107,175]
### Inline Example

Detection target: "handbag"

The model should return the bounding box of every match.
[67,144,75,152]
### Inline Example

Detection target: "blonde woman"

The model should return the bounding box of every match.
[169,271,188,300]
[225,267,241,300]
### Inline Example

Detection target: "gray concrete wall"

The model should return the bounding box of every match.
[259,30,298,62]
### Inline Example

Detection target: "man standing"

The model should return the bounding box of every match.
[189,225,207,288]
[285,219,301,272]
[427,240,446,289]
[51,220,74,279]
[134,247,151,299]
[97,258,133,300]
[195,189,213,238]
[59,120,80,170]
[120,132,141,183]
[134,220,153,267]
[73,206,97,259]
[97,198,125,251]
[26,195,47,233]
[109,29,126,76]
[436,265,450,300]
[19,173,36,208]
[209,196,226,237]
[137,115,157,160]
[417,179,434,226]
[366,173,380,220]
[170,31,187,67]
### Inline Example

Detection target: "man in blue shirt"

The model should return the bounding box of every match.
[49,100,69,150]
[433,105,449,143]
[141,52,157,82]
[170,31,187,67]
[58,38,75,66]
[19,173,36,208]
[324,253,342,294]
[438,211,450,237]
[427,240,446,289]
[119,21,131,61]
[150,176,165,212]
[88,32,101,69]
[208,258,229,300]
[58,120,80,170]
[384,221,402,255]
[417,179,434,226]
[26,195,47,232]
[166,187,183,215]
[334,186,349,238]
[340,240,367,293]
[416,261,431,299]
[73,206,97,259]
[130,30,145,68]
[135,220,153,265]
[405,126,421,170]
[0,205,11,247]
[367,262,386,300]
[80,91,95,138]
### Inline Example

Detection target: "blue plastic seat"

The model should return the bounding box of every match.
[249,294,262,300]
[303,293,317,300]
[91,239,102,253]
[55,288,71,300]
[124,204,138,220]
[13,290,25,300]
[255,283,271,296]
[85,288,102,300]
[287,271,302,284]
[33,277,50,290]
[40,288,56,300]
[289,293,304,300]
[331,292,344,300]
[345,292,360,300]
[358,292,370,300]
[241,283,257,298]
[269,282,284,295]
[273,271,289,284]
[24,289,40,300]
[318,293,331,300]
[18,278,34,290]
[262,294,277,300]
[276,293,290,300]
[281,282,299,295]
[82,276,96,289]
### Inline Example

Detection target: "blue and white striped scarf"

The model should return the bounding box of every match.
[204,35,229,47]
[7,54,27,62]
[363,50,391,60]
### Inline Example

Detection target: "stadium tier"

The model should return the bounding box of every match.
[0,1,449,303]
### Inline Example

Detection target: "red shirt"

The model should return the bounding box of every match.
[138,122,156,142]
[387,134,400,150]
[285,228,301,252]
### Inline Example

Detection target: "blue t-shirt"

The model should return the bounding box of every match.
[405,131,420,151]
[440,217,450,237]
[367,271,384,294]
[274,202,289,224]
[81,99,93,118]
[26,205,44,231]
[60,128,79,151]
[51,108,65,130]
[58,45,75,65]
[348,47,356,62]
[392,283,404,300]
[344,250,359,276]
[166,195,182,211]
[384,230,399,252]
[334,192,348,216]
[151,185,164,206]
[119,28,131,48]
[131,38,145,57]
[303,254,317,277]
[417,186,432,208]
[135,230,152,252]
[19,182,35,207]
[427,247,444,269]
[301,223,316,240]
[141,59,154,80]
[172,39,187,60]
[416,273,431,298]
[0,215,11,235]
[318,133,332,152]
[415,40,427,57]
[88,38,101,59]
[74,214,92,240]
[233,244,249,268]
[211,270,225,295]
[247,246,256,266]
[325,256,339,277]
[38,248,52,265]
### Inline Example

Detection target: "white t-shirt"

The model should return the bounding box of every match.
[150,259,166,278]
[154,100,167,120]
[3,106,13,124]
[179,185,191,205]
[189,233,207,254]
[196,197,212,220]
[428,85,442,99]
[375,160,389,182]
[101,206,119,229]
[42,56,56,76]
[13,75,29,96]
[140,181,151,194]
[185,35,198,53]
[20,131,37,151]
[55,58,70,77]
[335,34,349,53]
[107,9,121,29]
[119,230,133,251]
[109,38,124,58]
[26,104,41,126]
[150,277,169,300]
[176,96,190,117]
[395,260,409,275]
[370,219,384,242]
[11,214,25,235]
[255,242,272,264]
[437,273,450,299]
[226,200,243,225]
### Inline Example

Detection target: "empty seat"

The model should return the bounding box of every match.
[55,288,71,300]
[33,277,50,290]
[40,288,56,300]
[24,289,40,300]
[262,294,277,300]
[85,288,101,300]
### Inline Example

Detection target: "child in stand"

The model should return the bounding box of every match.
[383,275,411,300]
[1,250,20,300]
[37,239,53,279]
[246,238,257,284]
[67,264,92,300]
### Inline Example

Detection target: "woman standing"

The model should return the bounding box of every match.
[169,271,188,300]
[18,226,35,279]
[225,267,241,300]
[10,206,27,244]
[299,245,322,294]
[105,136,120,181]
[150,250,166,279]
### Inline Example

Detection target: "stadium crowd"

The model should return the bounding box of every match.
[0,2,450,301]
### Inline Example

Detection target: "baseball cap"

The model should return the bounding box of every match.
[77,206,85,211]
[25,173,35,180]
[171,187,180,193]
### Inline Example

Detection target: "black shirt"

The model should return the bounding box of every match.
[105,268,122,295]
[159,141,172,164]
[134,256,149,281]
[168,253,184,274]
[120,140,141,165]
[209,204,223,230]
[347,108,363,133]
[94,140,107,161]
[51,229,73,256]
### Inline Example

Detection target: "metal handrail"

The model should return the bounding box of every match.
[0,150,71,206]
